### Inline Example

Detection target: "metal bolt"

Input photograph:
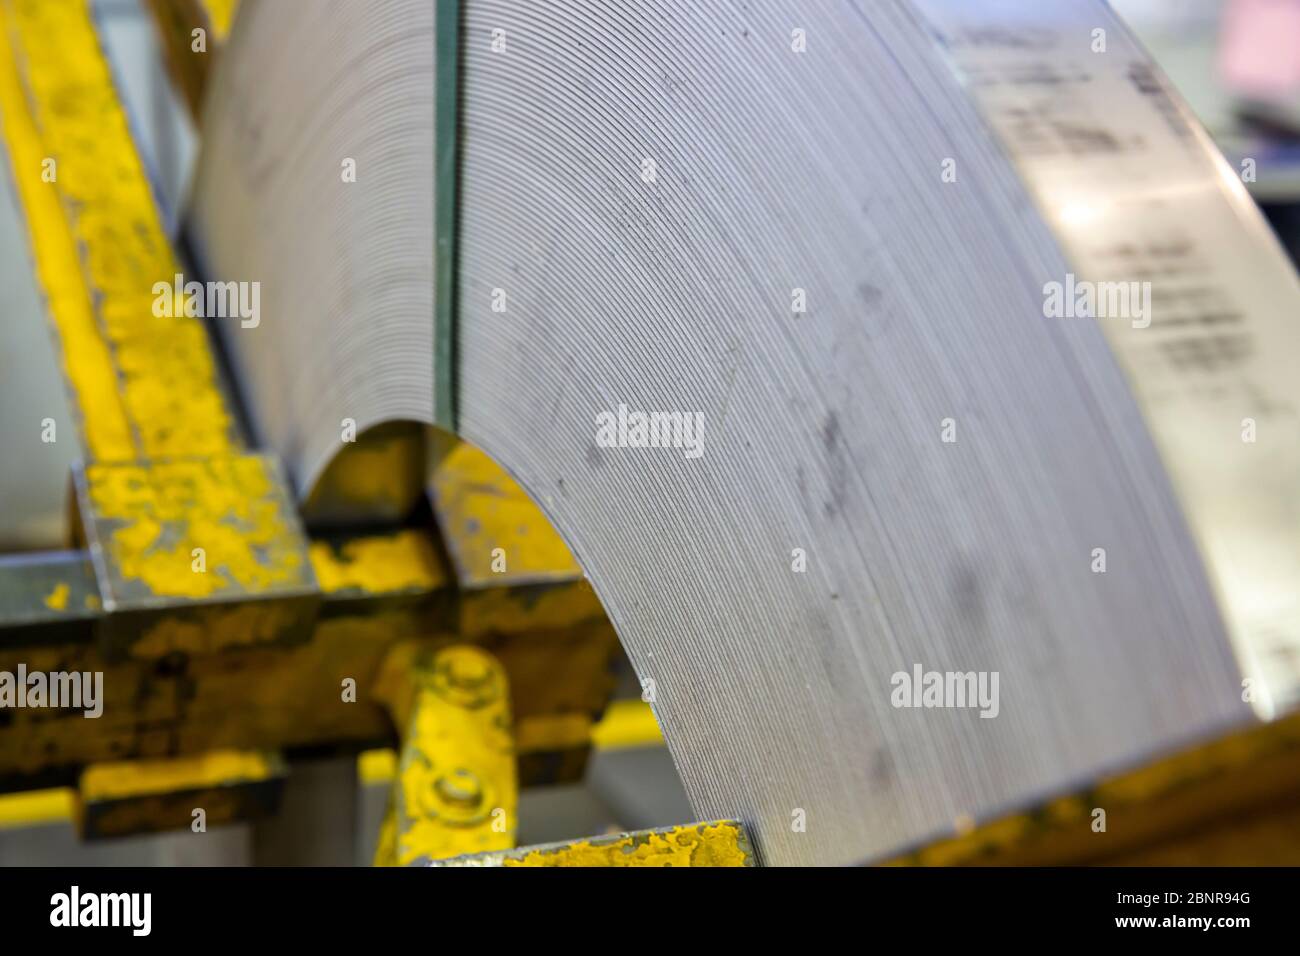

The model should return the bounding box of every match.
[431,647,500,707]
[444,651,491,690]
[434,768,483,809]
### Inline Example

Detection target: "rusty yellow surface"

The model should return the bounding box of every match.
[0,614,389,778]
[506,822,751,867]
[78,748,283,838]
[0,0,133,460]
[81,749,278,801]
[83,456,307,601]
[435,821,754,867]
[3,0,318,667]
[374,645,518,865]
[0,607,608,788]
[458,578,610,637]
[310,531,448,596]
[85,786,241,838]
[0,521,612,787]
[1,0,235,461]
[71,454,317,660]
[126,603,302,659]
[429,437,612,638]
[430,440,582,588]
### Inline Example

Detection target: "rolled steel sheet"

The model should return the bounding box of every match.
[192,0,1300,865]
[189,0,435,491]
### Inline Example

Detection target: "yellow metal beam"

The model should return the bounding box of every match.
[429,439,582,590]
[0,787,75,830]
[74,455,319,659]
[0,0,322,665]
[0,0,132,460]
[1,0,238,462]
[0,0,621,804]
[373,644,518,865]
[80,456,310,603]
[78,749,285,839]
[80,749,279,801]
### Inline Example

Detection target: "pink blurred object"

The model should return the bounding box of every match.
[1219,0,1300,96]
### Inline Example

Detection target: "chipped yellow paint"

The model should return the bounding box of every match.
[0,0,133,460]
[0,787,75,830]
[86,456,304,599]
[127,600,302,659]
[42,582,70,611]
[81,749,277,801]
[4,0,316,646]
[592,698,664,750]
[430,440,582,587]
[0,603,609,789]
[374,644,517,865]
[497,822,752,867]
[310,531,447,596]
[1,0,235,461]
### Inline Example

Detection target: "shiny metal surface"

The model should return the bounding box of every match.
[189,0,435,495]
[192,0,1300,865]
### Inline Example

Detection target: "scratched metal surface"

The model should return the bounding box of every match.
[193,0,1300,865]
